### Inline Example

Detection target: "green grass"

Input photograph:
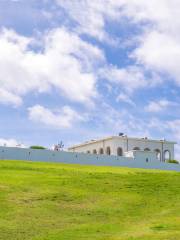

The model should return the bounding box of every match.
[0,160,180,240]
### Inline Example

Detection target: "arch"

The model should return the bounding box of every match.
[93,149,97,154]
[154,149,161,161]
[106,146,111,155]
[164,150,171,162]
[117,147,123,156]
[133,147,140,151]
[87,150,90,154]
[144,148,151,151]
[99,148,104,154]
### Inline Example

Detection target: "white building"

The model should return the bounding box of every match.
[68,135,176,162]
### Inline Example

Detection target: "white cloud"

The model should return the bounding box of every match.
[55,0,180,88]
[0,88,22,106]
[100,65,148,93]
[0,138,25,147]
[2,1,180,108]
[0,27,104,106]
[55,1,171,41]
[55,0,123,42]
[133,30,180,86]
[116,93,135,106]
[28,105,86,129]
[87,101,151,138]
[167,119,180,141]
[146,99,177,113]
[123,1,180,86]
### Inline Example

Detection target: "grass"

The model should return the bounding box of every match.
[0,160,180,240]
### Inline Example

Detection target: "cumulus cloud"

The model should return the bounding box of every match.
[55,0,123,42]
[123,1,180,86]
[0,138,25,147]
[28,105,86,129]
[55,0,180,88]
[146,99,177,113]
[116,93,135,106]
[100,65,148,93]
[0,27,104,106]
[0,88,22,106]
[2,1,180,108]
[167,120,180,141]
[133,31,180,86]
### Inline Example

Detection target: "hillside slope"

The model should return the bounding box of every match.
[0,160,180,240]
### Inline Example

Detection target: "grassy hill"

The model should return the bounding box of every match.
[0,160,180,240]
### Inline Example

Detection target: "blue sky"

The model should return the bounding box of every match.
[0,0,180,157]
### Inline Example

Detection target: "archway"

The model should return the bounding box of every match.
[106,147,111,155]
[93,149,97,154]
[133,147,140,151]
[164,150,171,162]
[154,149,161,161]
[117,147,123,156]
[144,148,151,151]
[99,148,104,154]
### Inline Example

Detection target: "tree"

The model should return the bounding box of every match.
[30,146,46,150]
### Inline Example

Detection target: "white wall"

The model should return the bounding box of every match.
[0,146,179,172]
[132,151,157,162]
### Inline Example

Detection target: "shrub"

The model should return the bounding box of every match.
[30,146,46,150]
[166,159,179,164]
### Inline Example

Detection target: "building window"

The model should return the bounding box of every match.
[133,147,140,151]
[99,148,104,154]
[117,147,123,156]
[154,149,161,161]
[93,149,97,154]
[164,150,171,162]
[106,147,111,155]
[144,148,151,151]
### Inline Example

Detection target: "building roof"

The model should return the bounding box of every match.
[68,135,177,150]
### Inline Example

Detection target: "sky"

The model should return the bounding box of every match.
[0,0,180,158]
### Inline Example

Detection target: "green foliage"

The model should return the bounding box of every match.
[166,159,179,164]
[30,145,46,150]
[0,160,180,240]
